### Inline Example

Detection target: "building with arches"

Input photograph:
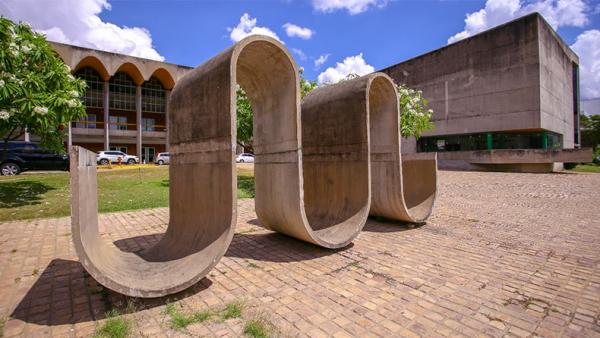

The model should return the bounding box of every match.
[49,42,192,163]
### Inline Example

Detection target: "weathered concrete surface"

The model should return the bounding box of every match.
[382,14,545,138]
[382,13,580,150]
[69,36,374,297]
[70,36,439,297]
[71,146,234,298]
[538,14,579,148]
[294,74,371,248]
[361,74,437,222]
[172,35,369,249]
[301,73,437,224]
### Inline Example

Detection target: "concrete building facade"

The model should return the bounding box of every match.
[381,13,590,171]
[49,42,192,163]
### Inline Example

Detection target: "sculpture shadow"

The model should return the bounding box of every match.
[225,231,352,262]
[112,230,349,263]
[362,217,426,233]
[11,258,212,326]
[0,180,54,208]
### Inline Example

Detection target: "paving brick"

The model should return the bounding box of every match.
[0,171,598,337]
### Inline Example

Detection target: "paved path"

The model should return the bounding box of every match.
[0,171,599,337]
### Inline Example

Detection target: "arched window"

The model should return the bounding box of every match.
[109,72,136,110]
[142,77,166,113]
[75,67,104,108]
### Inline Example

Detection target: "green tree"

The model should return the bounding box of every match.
[299,68,318,98]
[236,69,316,152]
[236,86,253,151]
[0,18,86,159]
[397,84,434,139]
[580,113,600,162]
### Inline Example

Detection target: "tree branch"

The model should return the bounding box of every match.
[8,131,24,141]
[3,126,18,143]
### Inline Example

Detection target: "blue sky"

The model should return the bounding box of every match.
[100,1,488,77]
[1,0,600,97]
[101,0,599,82]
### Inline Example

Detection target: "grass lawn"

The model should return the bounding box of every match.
[0,165,255,222]
[568,164,600,173]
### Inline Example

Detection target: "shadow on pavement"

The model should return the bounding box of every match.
[112,229,349,263]
[225,231,351,262]
[11,258,212,325]
[362,217,426,233]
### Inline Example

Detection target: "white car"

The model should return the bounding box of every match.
[236,153,255,163]
[155,152,170,165]
[97,151,139,165]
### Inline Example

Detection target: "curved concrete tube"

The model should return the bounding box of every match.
[70,36,374,297]
[303,73,437,223]
[227,36,371,249]
[366,74,438,222]
[71,146,235,298]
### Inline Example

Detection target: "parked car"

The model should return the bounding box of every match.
[0,142,69,175]
[155,152,170,165]
[236,153,255,163]
[96,151,139,165]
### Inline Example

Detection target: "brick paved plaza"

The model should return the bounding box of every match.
[0,170,599,337]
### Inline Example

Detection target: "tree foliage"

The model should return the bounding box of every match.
[397,84,434,139]
[299,70,318,98]
[236,86,253,150]
[0,17,86,156]
[580,113,600,162]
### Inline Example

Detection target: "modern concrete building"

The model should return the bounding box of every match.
[381,13,591,171]
[48,42,192,163]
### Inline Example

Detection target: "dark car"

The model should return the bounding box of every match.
[0,142,69,175]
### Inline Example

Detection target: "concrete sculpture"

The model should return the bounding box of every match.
[70,35,437,298]
[363,75,438,222]
[304,73,437,223]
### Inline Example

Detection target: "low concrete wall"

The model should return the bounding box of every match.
[436,148,592,172]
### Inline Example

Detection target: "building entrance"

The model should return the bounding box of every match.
[142,147,156,163]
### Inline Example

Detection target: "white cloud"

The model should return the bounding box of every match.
[228,13,282,43]
[283,23,314,39]
[0,0,164,61]
[292,48,307,61]
[571,30,600,99]
[317,53,374,85]
[448,0,589,44]
[312,0,388,15]
[314,54,330,68]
